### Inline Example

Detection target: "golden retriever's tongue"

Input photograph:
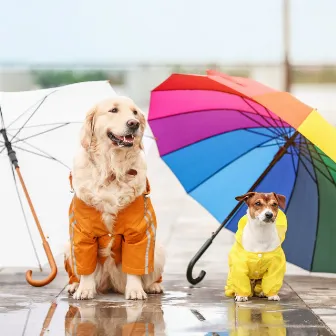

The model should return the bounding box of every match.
[114,135,133,141]
[114,135,124,141]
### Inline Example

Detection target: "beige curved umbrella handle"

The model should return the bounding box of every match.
[15,167,58,287]
[26,240,57,287]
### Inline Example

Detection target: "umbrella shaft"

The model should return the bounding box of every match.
[213,130,299,239]
[0,128,19,168]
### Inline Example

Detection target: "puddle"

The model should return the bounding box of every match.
[0,282,334,335]
[0,295,333,335]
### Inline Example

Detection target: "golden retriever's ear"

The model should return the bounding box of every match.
[80,107,96,149]
[137,108,146,129]
[273,193,286,209]
[235,192,255,204]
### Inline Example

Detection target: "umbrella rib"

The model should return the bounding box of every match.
[241,98,284,138]
[163,127,284,157]
[288,143,299,175]
[297,143,336,175]
[293,138,321,272]
[8,121,81,131]
[292,146,317,183]
[12,144,70,169]
[303,140,336,164]
[9,90,58,142]
[6,131,70,169]
[258,142,286,148]
[12,123,70,144]
[6,89,59,130]
[244,128,283,139]
[150,109,288,137]
[235,109,284,138]
[292,145,336,185]
[302,138,336,182]
[284,147,303,212]
[238,113,285,148]
[13,144,57,159]
[261,104,291,139]
[9,159,43,271]
[188,134,284,194]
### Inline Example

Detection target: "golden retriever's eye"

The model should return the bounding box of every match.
[133,110,138,115]
[255,201,261,206]
[109,107,118,113]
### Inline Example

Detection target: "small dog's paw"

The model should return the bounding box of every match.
[67,282,79,295]
[235,296,248,302]
[256,291,266,298]
[125,286,148,300]
[145,283,164,294]
[73,286,95,300]
[268,295,280,301]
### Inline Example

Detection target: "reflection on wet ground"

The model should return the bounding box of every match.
[0,276,334,335]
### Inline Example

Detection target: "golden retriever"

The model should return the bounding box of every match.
[65,96,165,300]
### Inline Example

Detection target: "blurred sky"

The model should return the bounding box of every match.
[0,0,336,65]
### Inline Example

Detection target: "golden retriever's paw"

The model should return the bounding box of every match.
[73,288,95,300]
[268,295,280,301]
[125,286,147,300]
[125,274,147,300]
[67,282,79,295]
[145,283,164,294]
[235,296,248,302]
[126,302,145,323]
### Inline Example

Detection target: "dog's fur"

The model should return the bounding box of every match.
[65,96,165,300]
[233,192,286,302]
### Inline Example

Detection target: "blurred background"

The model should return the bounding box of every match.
[1,0,336,125]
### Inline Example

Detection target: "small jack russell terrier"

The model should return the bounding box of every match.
[225,192,287,302]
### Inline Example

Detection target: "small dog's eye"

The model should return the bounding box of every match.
[272,203,278,207]
[255,202,261,206]
[133,110,138,115]
[109,108,118,113]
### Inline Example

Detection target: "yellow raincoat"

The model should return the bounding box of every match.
[225,210,287,298]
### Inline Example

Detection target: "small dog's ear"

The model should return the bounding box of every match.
[80,107,96,149]
[235,192,255,204]
[273,193,286,209]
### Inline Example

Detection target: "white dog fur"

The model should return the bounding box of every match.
[233,192,285,302]
[65,96,165,300]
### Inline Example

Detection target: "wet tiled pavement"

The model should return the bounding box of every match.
[0,271,335,335]
[2,125,336,335]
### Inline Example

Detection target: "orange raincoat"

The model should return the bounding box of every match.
[65,173,158,283]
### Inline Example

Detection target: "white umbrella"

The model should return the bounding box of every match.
[0,81,154,286]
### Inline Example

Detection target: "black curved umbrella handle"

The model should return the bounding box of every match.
[186,238,213,285]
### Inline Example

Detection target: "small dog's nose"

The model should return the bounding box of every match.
[265,212,273,219]
[126,119,140,130]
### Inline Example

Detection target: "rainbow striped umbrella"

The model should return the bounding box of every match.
[148,70,336,284]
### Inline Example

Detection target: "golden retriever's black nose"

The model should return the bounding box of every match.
[127,119,140,130]
[265,212,273,219]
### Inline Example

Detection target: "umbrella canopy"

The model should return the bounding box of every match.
[0,81,154,270]
[148,70,336,274]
